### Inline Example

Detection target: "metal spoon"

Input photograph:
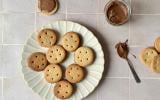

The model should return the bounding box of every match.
[115,40,141,83]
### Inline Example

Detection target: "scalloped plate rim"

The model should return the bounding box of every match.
[21,20,105,100]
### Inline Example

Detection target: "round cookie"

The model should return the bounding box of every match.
[151,55,160,73]
[46,45,66,64]
[75,46,94,67]
[54,80,73,99]
[38,28,57,47]
[44,64,62,83]
[38,0,59,16]
[62,32,80,52]
[65,64,84,83]
[28,52,48,71]
[154,37,160,53]
[140,48,158,67]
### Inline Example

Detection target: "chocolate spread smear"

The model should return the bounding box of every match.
[115,39,129,59]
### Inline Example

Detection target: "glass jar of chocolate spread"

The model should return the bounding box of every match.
[104,0,131,25]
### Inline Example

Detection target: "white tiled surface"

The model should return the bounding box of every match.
[36,13,66,28]
[130,15,160,46]
[1,45,22,77]
[3,77,41,100]
[130,79,160,100]
[67,14,97,30]
[3,13,35,44]
[97,14,129,77]
[0,79,2,100]
[0,0,160,100]
[67,0,98,13]
[0,0,2,11]
[131,0,160,14]
[3,0,35,13]
[0,15,2,44]
[98,78,129,100]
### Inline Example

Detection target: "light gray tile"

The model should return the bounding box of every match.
[85,88,98,100]
[98,78,129,100]
[97,14,129,46]
[3,13,35,44]
[0,79,2,100]
[0,15,2,44]
[99,0,111,13]
[0,0,2,11]
[3,0,35,13]
[0,45,2,76]
[3,77,42,100]
[67,0,98,13]
[57,0,66,13]
[97,14,129,77]
[130,79,160,100]
[130,15,160,46]
[36,13,66,28]
[1,45,23,77]
[129,47,160,78]
[67,14,97,30]
[131,0,160,14]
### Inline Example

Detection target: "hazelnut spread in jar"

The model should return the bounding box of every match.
[38,0,58,15]
[105,0,130,25]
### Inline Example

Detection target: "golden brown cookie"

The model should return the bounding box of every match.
[38,28,57,47]
[154,37,160,53]
[54,80,73,99]
[62,32,80,52]
[38,0,59,16]
[151,55,160,73]
[65,64,84,83]
[75,47,94,67]
[44,64,62,83]
[140,48,158,67]
[28,52,48,71]
[46,45,66,64]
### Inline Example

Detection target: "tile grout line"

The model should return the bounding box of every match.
[67,13,160,15]
[2,12,160,15]
[104,76,129,79]
[129,0,131,99]
[0,0,2,11]
[65,1,68,20]
[1,1,3,100]
[1,0,4,45]
[0,11,36,14]
[1,13,3,44]
[0,43,24,45]
[132,13,160,15]
[104,76,160,79]
[129,6,131,100]
[129,45,146,47]
[2,77,3,100]
[97,0,100,99]
[129,74,131,100]
[34,0,37,31]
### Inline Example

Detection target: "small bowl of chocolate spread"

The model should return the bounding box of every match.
[38,0,59,16]
[104,0,131,25]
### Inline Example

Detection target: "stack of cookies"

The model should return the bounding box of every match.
[27,28,95,99]
[140,37,160,73]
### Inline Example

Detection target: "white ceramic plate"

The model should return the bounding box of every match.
[21,21,104,100]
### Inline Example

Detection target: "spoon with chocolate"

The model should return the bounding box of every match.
[115,40,141,83]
